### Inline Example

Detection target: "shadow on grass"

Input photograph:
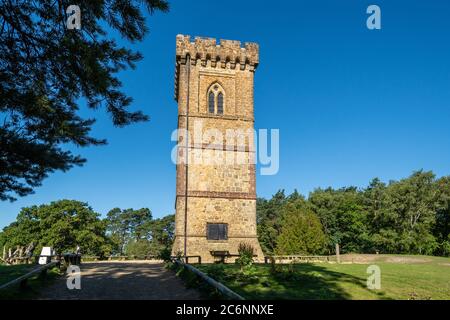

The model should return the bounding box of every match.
[0,264,34,285]
[0,266,61,300]
[198,263,388,300]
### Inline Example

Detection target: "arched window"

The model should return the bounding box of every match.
[217,92,224,114]
[208,91,215,114]
[207,83,225,115]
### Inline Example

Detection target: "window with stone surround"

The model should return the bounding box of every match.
[207,223,228,240]
[217,92,224,114]
[207,83,225,115]
[208,91,215,113]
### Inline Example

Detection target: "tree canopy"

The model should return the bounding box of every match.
[0,201,175,258]
[0,199,110,256]
[276,199,326,255]
[0,0,169,201]
[257,170,450,257]
[1,170,448,259]
[105,207,153,254]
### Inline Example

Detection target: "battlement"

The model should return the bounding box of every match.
[175,34,259,69]
[174,35,259,101]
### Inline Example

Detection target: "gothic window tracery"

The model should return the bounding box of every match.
[207,83,225,115]
[208,91,215,114]
[217,92,224,114]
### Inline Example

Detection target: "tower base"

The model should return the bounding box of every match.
[172,236,264,264]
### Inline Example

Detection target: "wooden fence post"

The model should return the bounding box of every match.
[335,243,340,264]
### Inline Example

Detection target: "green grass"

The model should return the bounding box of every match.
[0,264,61,299]
[0,264,35,285]
[195,255,450,300]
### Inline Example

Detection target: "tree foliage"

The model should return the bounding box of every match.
[105,207,152,254]
[148,214,175,253]
[435,177,450,255]
[276,200,326,255]
[367,171,438,255]
[256,190,303,254]
[0,200,110,256]
[0,202,175,258]
[123,214,175,257]
[235,242,255,271]
[257,170,450,257]
[0,0,169,201]
[309,187,369,254]
[104,207,174,256]
[1,170,448,258]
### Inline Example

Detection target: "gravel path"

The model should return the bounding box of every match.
[37,261,202,300]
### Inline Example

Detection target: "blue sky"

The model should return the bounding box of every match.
[1,0,450,228]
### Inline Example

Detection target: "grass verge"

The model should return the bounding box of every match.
[0,264,62,299]
[195,255,450,300]
[167,261,237,300]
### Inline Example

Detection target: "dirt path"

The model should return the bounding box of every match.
[37,261,202,300]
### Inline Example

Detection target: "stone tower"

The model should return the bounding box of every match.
[172,35,264,263]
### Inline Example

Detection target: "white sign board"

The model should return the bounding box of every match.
[39,247,52,265]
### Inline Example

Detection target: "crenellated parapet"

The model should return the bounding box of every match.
[175,34,259,69]
[174,34,259,101]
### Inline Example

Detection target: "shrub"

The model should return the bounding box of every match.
[158,246,172,262]
[276,204,326,255]
[235,243,255,271]
[175,250,183,261]
[441,240,450,257]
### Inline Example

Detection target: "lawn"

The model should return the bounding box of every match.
[0,264,35,285]
[0,264,61,299]
[195,255,450,300]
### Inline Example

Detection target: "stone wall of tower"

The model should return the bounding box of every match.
[172,35,264,263]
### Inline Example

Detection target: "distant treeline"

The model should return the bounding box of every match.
[1,170,449,259]
[257,170,450,257]
[0,201,174,259]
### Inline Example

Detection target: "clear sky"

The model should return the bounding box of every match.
[1,0,450,228]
